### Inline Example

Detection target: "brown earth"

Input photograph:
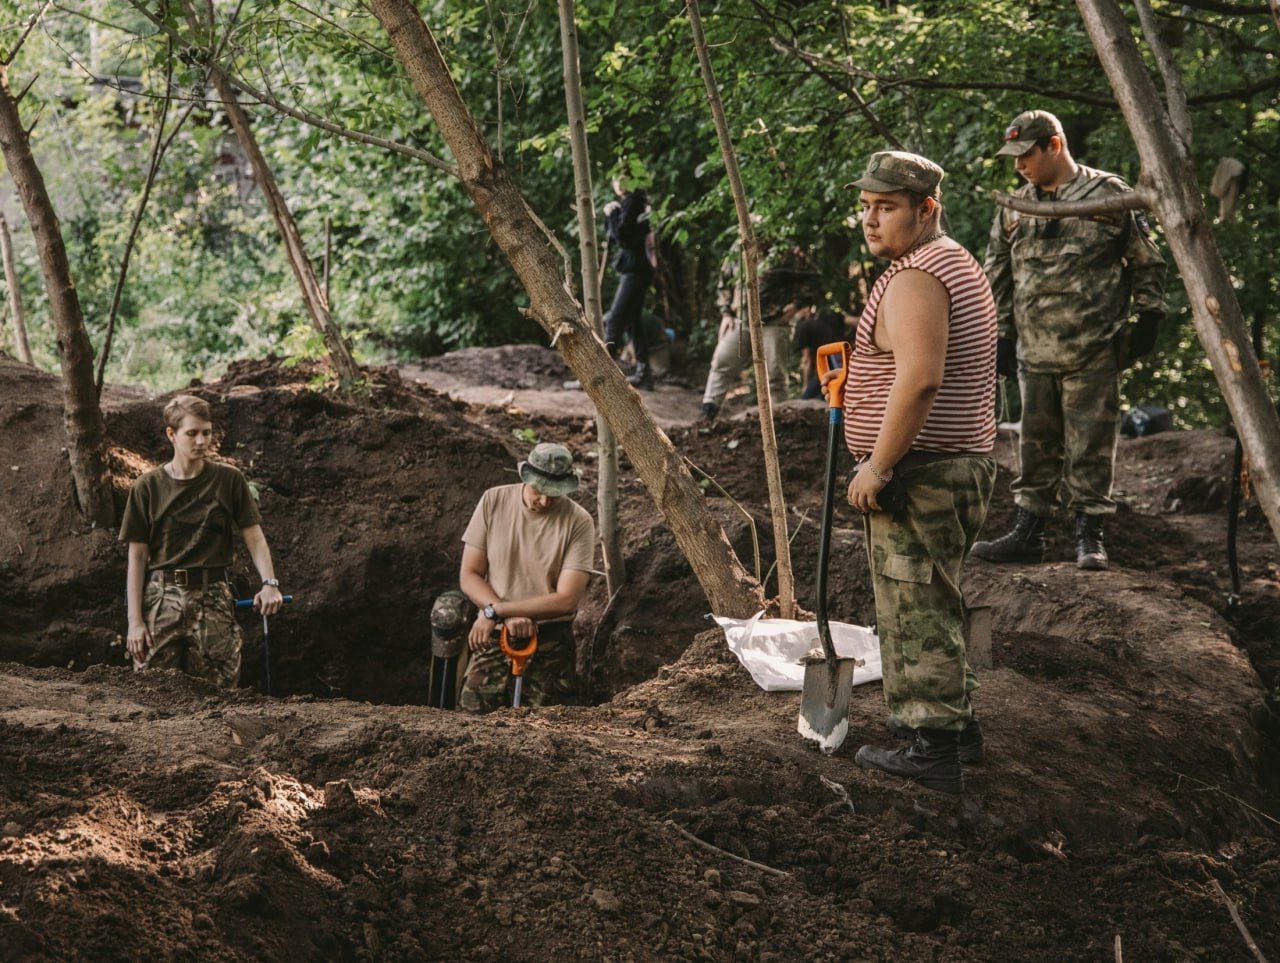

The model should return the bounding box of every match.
[0,347,1278,960]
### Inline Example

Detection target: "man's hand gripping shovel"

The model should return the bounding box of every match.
[499,623,538,708]
[798,342,863,753]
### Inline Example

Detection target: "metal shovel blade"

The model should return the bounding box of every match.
[797,652,858,753]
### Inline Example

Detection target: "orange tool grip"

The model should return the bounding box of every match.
[816,341,852,410]
[499,624,538,677]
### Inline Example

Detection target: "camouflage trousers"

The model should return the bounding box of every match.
[136,580,243,688]
[459,621,576,713]
[864,456,995,732]
[1013,349,1121,517]
[701,321,790,407]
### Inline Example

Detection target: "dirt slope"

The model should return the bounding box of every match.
[0,349,1278,959]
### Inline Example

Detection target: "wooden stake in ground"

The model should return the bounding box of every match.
[1066,0,1280,547]
[0,212,32,364]
[0,67,114,527]
[557,0,625,595]
[686,0,796,618]
[369,0,765,619]
[177,3,360,387]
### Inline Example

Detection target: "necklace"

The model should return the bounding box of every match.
[898,228,947,261]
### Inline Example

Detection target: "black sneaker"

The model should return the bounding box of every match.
[885,716,984,764]
[855,728,963,795]
[971,507,1047,563]
[628,363,654,391]
[1075,512,1109,570]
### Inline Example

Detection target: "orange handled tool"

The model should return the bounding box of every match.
[499,623,539,708]
[816,341,852,410]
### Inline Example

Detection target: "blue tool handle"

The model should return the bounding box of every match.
[235,595,293,609]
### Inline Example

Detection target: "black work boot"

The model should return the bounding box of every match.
[886,716,985,764]
[699,402,719,422]
[628,363,654,391]
[856,728,963,795]
[971,507,1047,563]
[1075,512,1109,570]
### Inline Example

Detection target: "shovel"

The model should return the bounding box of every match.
[499,623,538,708]
[797,342,861,753]
[235,595,293,696]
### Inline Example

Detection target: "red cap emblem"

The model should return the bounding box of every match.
[1004,125,1020,141]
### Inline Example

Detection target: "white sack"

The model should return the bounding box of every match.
[713,612,883,692]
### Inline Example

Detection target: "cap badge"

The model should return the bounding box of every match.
[1004,125,1020,141]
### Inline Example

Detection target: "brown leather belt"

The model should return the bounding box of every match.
[149,568,227,588]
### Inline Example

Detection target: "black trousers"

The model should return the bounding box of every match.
[604,269,652,366]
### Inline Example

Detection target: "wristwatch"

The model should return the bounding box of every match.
[482,603,502,622]
[262,578,280,588]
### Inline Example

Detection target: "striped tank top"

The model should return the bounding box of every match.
[844,238,997,458]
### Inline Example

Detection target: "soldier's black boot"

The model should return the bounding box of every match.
[1075,512,1109,570]
[886,715,985,764]
[628,363,654,391]
[971,507,1047,563]
[855,728,964,795]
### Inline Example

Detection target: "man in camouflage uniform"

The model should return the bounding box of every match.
[699,239,821,421]
[974,110,1167,570]
[440,443,594,712]
[120,395,284,688]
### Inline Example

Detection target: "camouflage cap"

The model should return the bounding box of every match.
[847,151,944,198]
[996,110,1064,157]
[518,442,580,497]
[430,590,473,658]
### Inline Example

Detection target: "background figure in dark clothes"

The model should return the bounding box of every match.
[603,178,658,389]
[794,307,852,399]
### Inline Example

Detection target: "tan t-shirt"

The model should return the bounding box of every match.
[462,484,595,620]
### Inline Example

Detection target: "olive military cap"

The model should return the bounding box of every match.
[996,110,1064,157]
[847,151,944,198]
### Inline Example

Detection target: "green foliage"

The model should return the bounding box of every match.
[0,0,1274,429]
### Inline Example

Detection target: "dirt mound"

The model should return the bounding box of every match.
[409,344,572,391]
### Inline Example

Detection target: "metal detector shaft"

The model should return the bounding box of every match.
[234,597,292,696]
[512,676,524,709]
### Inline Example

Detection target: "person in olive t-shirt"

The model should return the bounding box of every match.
[429,442,595,712]
[118,395,284,687]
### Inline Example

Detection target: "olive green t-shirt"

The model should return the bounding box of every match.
[118,461,262,569]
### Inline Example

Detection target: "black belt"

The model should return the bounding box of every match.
[149,568,227,588]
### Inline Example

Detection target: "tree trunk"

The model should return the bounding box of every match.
[687,0,796,618]
[208,70,360,386]
[0,68,113,527]
[369,0,764,618]
[1076,0,1280,545]
[557,0,625,595]
[0,212,32,365]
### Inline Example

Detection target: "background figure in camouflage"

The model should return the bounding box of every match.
[428,589,473,709]
[867,458,995,732]
[140,580,243,688]
[458,622,576,712]
[977,110,1166,570]
[699,240,821,421]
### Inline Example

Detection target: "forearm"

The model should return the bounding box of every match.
[868,377,939,470]
[244,531,277,583]
[126,548,147,625]
[494,591,580,621]
[460,570,501,609]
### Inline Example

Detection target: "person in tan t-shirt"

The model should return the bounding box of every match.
[430,443,595,712]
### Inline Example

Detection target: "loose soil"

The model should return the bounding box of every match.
[0,348,1277,960]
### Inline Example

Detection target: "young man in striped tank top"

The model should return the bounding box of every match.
[825,151,997,795]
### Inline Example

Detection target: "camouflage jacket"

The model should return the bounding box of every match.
[717,242,821,326]
[983,165,1167,372]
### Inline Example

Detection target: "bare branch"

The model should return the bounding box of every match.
[768,37,904,150]
[990,186,1156,217]
[1135,0,1193,150]
[123,0,457,177]
[3,0,55,66]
